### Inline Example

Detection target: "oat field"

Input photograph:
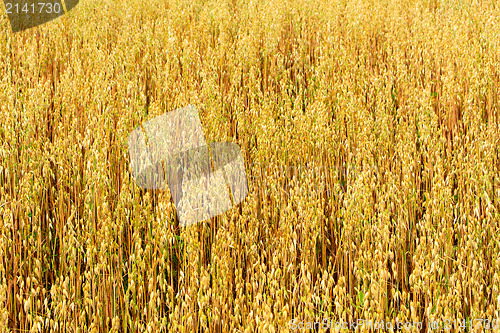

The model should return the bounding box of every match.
[1,0,500,331]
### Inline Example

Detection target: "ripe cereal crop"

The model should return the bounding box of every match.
[0,0,499,331]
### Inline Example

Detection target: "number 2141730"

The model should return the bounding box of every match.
[5,2,62,14]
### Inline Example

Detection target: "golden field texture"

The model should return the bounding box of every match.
[1,0,500,331]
